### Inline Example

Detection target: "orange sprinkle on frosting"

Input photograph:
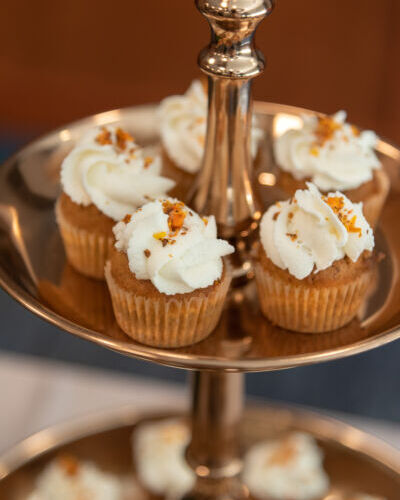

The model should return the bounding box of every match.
[323,195,362,236]
[95,127,112,146]
[144,157,153,168]
[162,200,187,236]
[153,231,167,240]
[314,116,342,145]
[115,127,134,151]
[58,455,79,476]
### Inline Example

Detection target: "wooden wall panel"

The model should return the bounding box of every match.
[0,0,399,141]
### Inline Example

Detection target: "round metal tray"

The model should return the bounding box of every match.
[1,102,399,371]
[0,405,399,499]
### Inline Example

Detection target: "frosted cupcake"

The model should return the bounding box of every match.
[133,418,195,499]
[27,455,125,500]
[242,432,329,500]
[56,125,175,279]
[274,111,389,227]
[255,183,377,333]
[105,198,234,347]
[159,80,263,198]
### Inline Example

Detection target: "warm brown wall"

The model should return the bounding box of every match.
[1,0,399,141]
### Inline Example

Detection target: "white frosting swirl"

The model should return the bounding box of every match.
[260,183,374,280]
[28,457,123,500]
[159,80,263,173]
[61,125,175,221]
[243,432,329,500]
[274,111,381,191]
[114,198,234,295]
[134,419,195,500]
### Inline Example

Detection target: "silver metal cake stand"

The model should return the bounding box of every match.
[1,1,400,498]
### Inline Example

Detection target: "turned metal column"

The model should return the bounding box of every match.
[187,4,274,497]
[186,0,273,499]
[191,0,274,240]
[185,372,246,500]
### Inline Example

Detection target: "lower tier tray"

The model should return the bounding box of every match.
[0,404,399,499]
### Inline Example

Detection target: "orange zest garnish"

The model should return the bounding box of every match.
[144,157,153,168]
[162,200,187,236]
[268,440,296,466]
[323,195,362,236]
[309,146,320,156]
[115,127,134,151]
[202,217,208,226]
[351,124,360,137]
[123,214,132,224]
[153,231,167,240]
[314,116,342,146]
[58,455,79,476]
[95,127,112,146]
[323,195,345,213]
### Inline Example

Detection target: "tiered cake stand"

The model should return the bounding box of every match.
[1,1,400,498]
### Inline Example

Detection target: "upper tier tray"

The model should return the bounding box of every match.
[1,102,399,372]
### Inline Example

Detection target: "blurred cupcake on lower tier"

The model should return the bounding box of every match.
[242,432,329,500]
[27,455,127,500]
[255,183,377,333]
[105,197,234,347]
[133,418,195,500]
[158,80,263,199]
[274,111,389,227]
[56,125,175,279]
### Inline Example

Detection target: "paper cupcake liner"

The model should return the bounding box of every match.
[361,168,390,228]
[105,261,232,348]
[255,262,372,333]
[55,198,113,280]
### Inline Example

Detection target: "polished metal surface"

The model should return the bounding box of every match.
[0,102,400,371]
[0,406,399,499]
[192,0,274,239]
[185,372,245,500]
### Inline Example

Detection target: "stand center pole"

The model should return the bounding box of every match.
[185,371,246,500]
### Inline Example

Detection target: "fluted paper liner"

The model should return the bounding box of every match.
[105,261,232,348]
[56,198,113,280]
[255,262,373,333]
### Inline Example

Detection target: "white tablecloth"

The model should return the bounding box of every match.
[1,353,400,455]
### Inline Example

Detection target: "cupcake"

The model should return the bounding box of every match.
[274,111,389,227]
[27,455,126,500]
[255,183,377,333]
[56,125,175,279]
[159,80,263,199]
[242,432,329,500]
[133,418,195,499]
[105,198,234,347]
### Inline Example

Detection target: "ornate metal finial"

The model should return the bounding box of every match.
[191,0,274,240]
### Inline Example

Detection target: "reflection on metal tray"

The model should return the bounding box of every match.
[0,405,399,499]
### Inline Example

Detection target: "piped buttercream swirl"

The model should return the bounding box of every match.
[113,198,234,295]
[159,80,263,174]
[274,111,381,191]
[260,183,374,280]
[61,125,175,221]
